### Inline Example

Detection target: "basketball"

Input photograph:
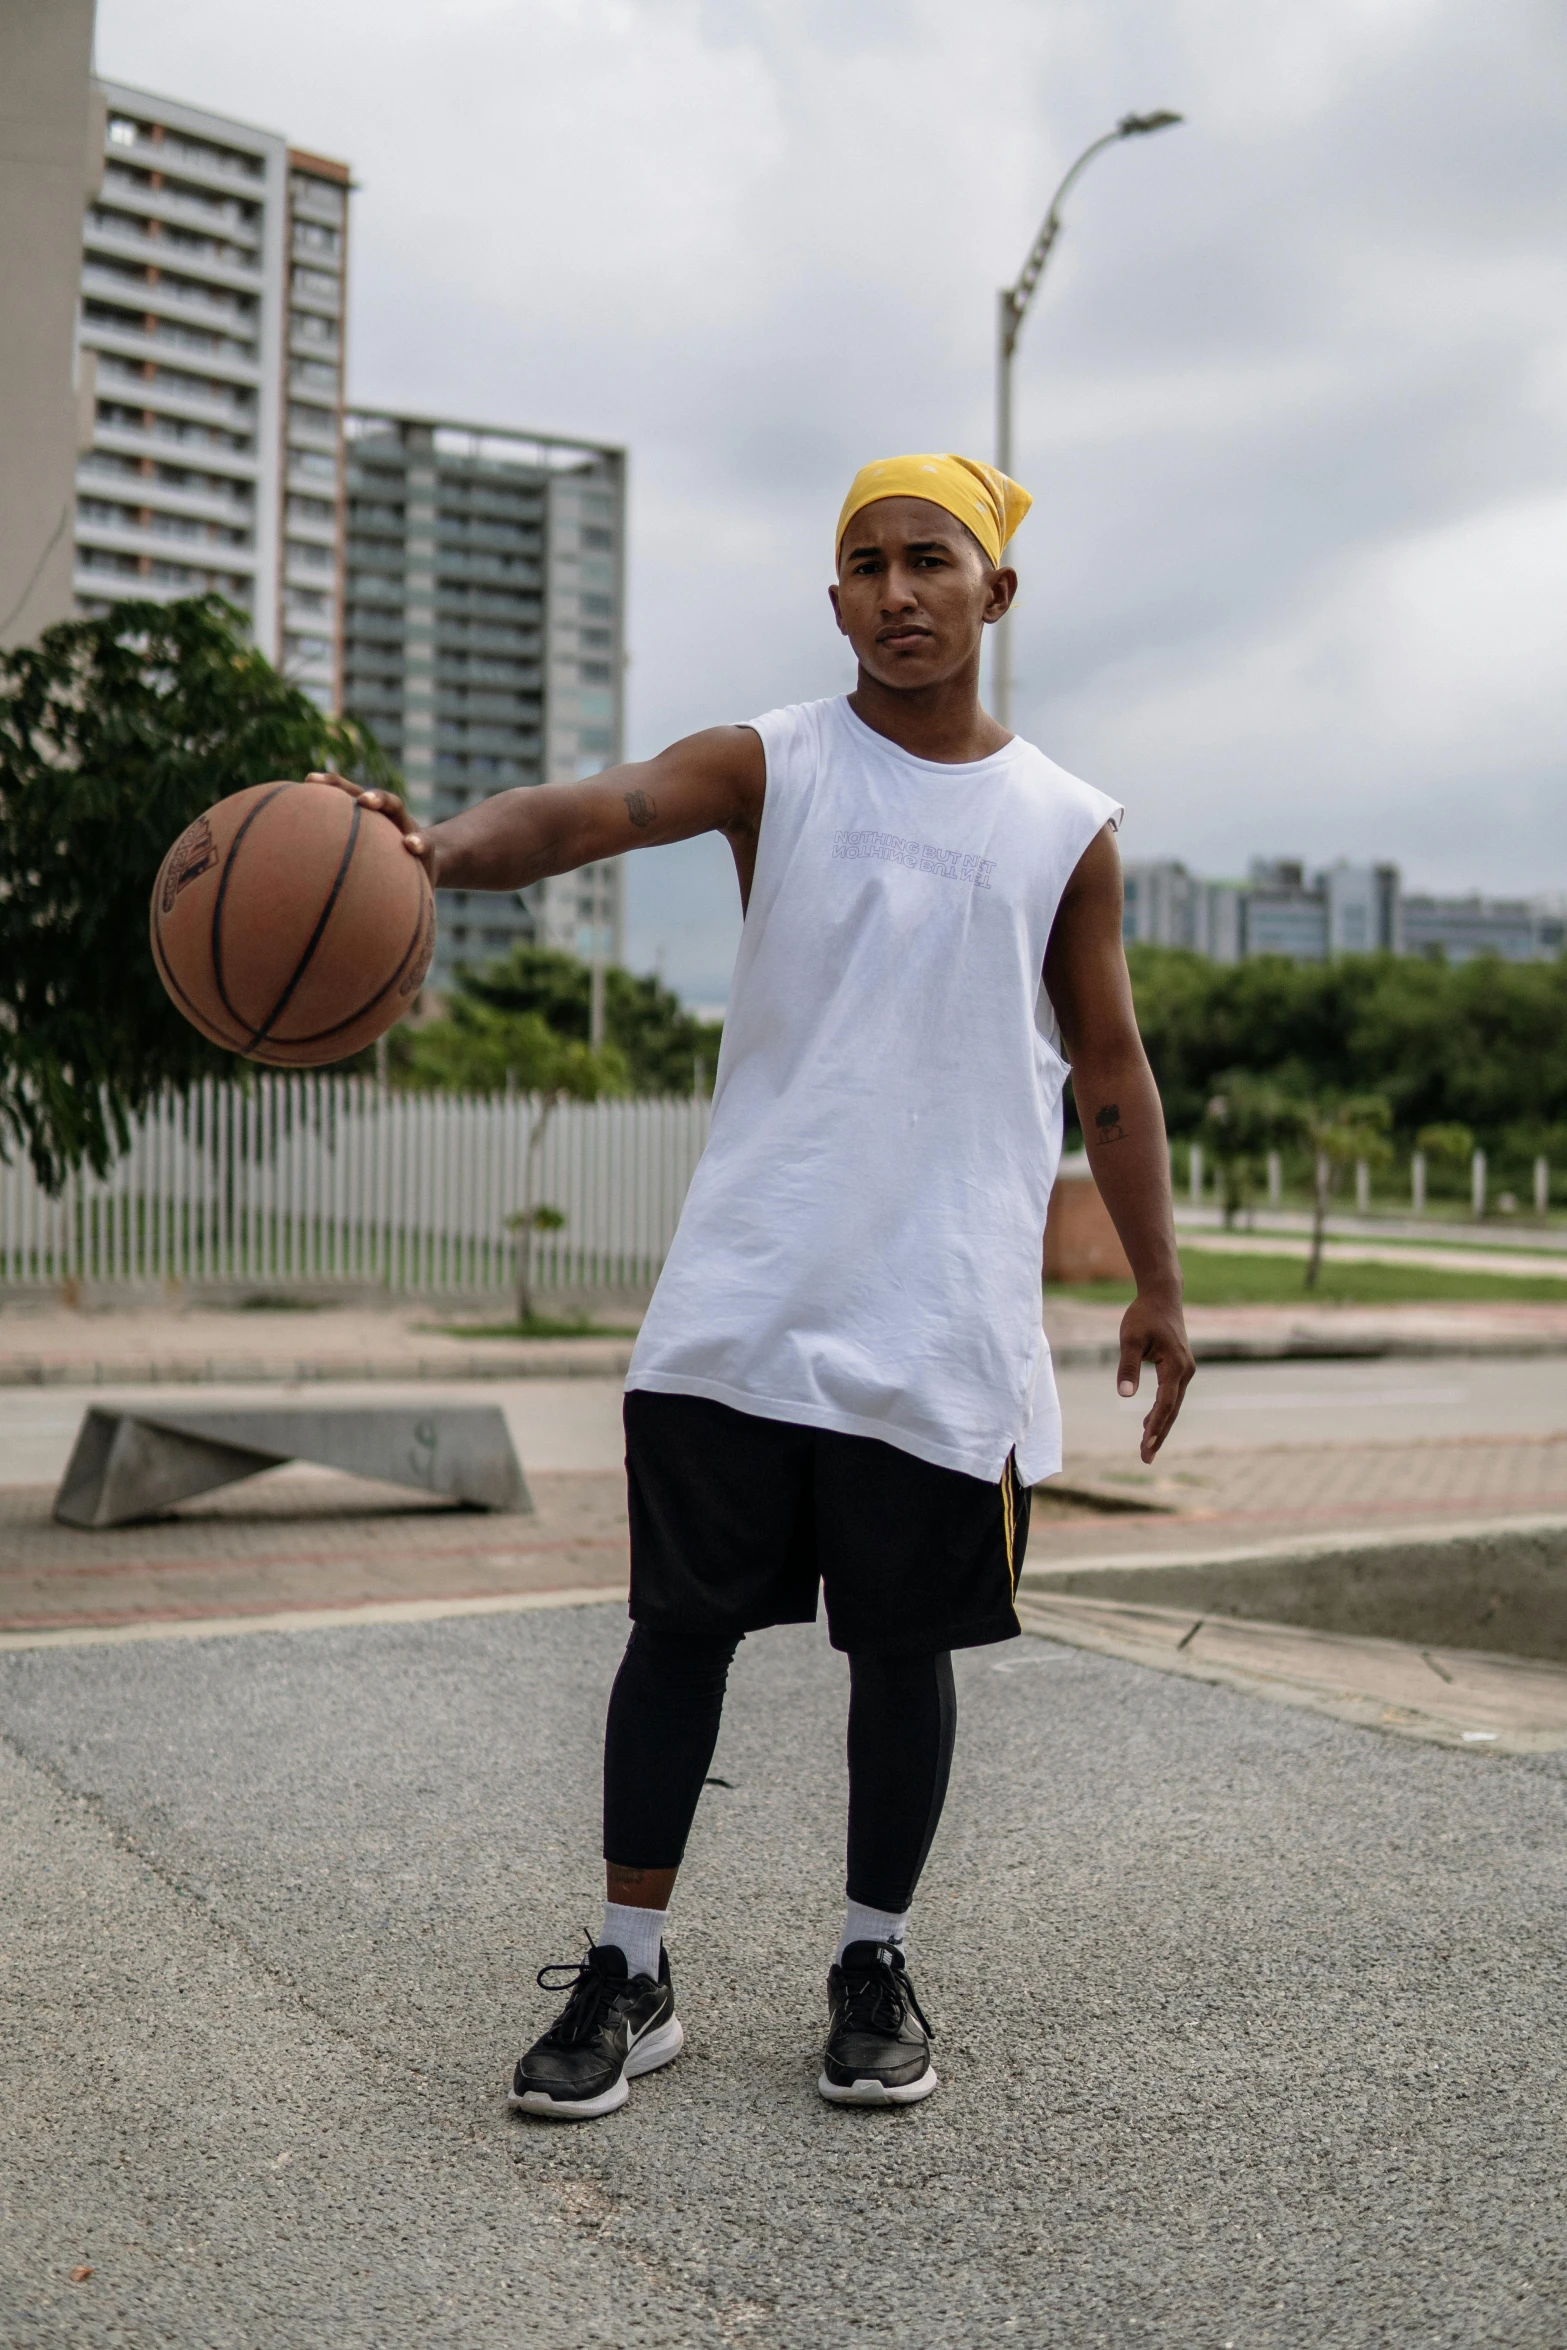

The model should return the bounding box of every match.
[149,779,436,1067]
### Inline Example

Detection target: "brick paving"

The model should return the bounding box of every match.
[0,1470,629,1633]
[8,1432,1567,1634]
[1056,1428,1567,1523]
[1031,1432,1567,1565]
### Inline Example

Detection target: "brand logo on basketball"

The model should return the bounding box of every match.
[160,816,219,914]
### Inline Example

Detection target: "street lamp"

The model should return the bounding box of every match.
[992,110,1183,727]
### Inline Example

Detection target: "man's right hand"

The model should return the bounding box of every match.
[307,772,439,881]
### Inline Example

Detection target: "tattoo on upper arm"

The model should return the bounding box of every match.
[624,790,657,830]
[1095,1103,1127,1143]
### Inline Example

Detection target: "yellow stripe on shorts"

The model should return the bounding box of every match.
[1001,1455,1017,1589]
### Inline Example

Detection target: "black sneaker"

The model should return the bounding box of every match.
[819,1939,938,2106]
[509,1939,684,2121]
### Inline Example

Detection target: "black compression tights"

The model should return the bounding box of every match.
[602,1625,958,1914]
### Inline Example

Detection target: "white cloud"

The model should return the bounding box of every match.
[97,0,1567,995]
[1063,493,1567,880]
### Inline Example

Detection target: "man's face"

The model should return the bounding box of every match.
[829,496,1015,691]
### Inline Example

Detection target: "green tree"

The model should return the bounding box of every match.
[1301,1095,1394,1288]
[443,944,722,1097]
[395,997,628,1099]
[1415,1122,1475,1169]
[0,596,392,1190]
[1199,1073,1304,1226]
[1124,944,1567,1192]
[394,989,629,1324]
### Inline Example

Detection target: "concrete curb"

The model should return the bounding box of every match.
[1019,1511,1567,1661]
[0,1583,626,1654]
[1053,1333,1567,1367]
[0,1342,638,1389]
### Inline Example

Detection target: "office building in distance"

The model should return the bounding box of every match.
[74,82,350,709]
[1122,857,1562,965]
[342,410,626,989]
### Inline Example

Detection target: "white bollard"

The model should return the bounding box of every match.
[1411,1150,1426,1214]
[1471,1148,1487,1218]
[1189,1142,1203,1204]
[1266,1150,1282,1208]
[1536,1155,1550,1217]
[1355,1159,1370,1217]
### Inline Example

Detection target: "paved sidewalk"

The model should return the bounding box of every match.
[1177,1202,1567,1253]
[10,1295,1567,1388]
[0,1303,637,1388]
[4,1603,1565,2346]
[1180,1231,1567,1280]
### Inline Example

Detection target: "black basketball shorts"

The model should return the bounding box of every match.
[623,1389,1031,1658]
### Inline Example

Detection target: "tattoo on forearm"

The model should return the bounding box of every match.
[1095,1103,1127,1144]
[624,790,657,830]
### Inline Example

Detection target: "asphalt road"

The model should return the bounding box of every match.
[4,1601,1566,2347]
[4,1353,1567,1492]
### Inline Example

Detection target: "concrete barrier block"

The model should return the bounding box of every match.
[53,1403,533,1528]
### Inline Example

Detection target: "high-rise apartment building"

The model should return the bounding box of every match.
[73,82,350,709]
[61,80,630,996]
[342,409,626,989]
[0,0,102,649]
[275,154,350,708]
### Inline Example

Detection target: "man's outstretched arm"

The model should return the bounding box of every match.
[315,724,767,898]
[1043,824,1195,1461]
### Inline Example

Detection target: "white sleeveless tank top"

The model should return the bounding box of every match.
[626,696,1122,1483]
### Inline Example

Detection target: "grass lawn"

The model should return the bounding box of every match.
[431,1315,641,1340]
[1054,1248,1567,1309]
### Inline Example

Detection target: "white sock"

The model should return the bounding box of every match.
[836,1899,910,1965]
[600,1901,666,1982]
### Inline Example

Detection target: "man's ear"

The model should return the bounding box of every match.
[828,582,848,637]
[983,566,1018,626]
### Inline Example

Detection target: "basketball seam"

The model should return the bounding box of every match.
[246,881,434,1052]
[209,783,294,1036]
[242,800,363,1052]
[150,906,251,1053]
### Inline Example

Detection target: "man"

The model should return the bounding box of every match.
[333,451,1194,2118]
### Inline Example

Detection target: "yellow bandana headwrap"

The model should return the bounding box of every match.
[835,453,1032,568]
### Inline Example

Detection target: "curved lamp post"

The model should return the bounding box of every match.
[992,110,1183,728]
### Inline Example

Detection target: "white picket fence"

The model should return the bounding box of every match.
[0,1077,712,1297]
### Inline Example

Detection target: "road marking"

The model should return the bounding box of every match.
[1185,1386,1469,1412]
[0,1584,627,1655]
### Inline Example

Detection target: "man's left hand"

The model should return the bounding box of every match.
[1115,1291,1196,1464]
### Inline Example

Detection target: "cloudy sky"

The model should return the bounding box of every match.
[99,0,1567,1003]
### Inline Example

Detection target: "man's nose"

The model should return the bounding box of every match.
[879,566,919,612]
